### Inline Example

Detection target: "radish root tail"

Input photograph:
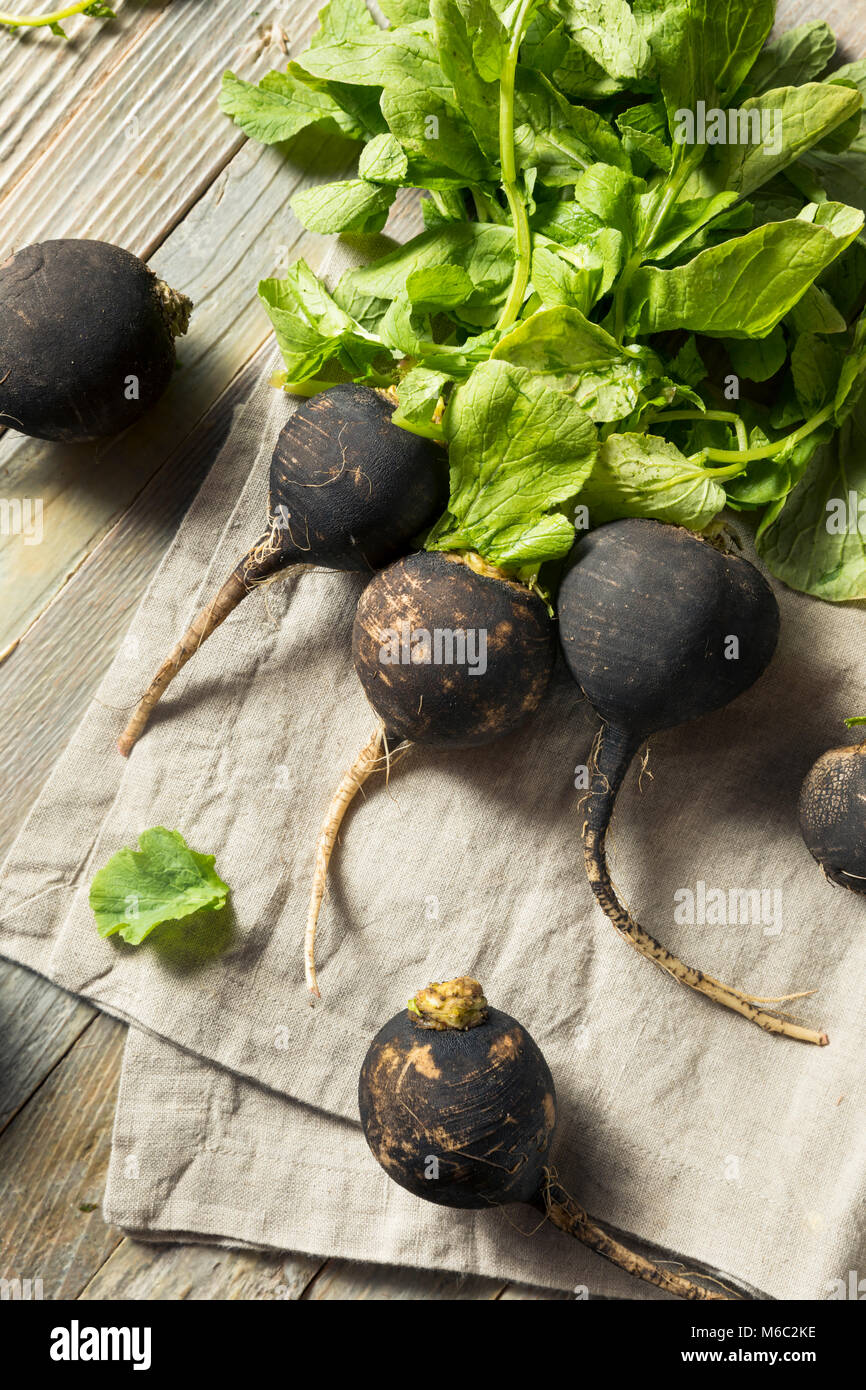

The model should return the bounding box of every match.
[583,722,828,1047]
[539,1172,732,1301]
[305,724,389,998]
[117,537,285,758]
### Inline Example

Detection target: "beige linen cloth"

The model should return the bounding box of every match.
[1,240,864,1300]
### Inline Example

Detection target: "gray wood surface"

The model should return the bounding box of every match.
[0,0,863,1301]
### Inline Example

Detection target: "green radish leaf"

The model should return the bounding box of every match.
[358,133,410,183]
[834,307,866,424]
[757,394,866,600]
[616,100,671,172]
[738,21,836,97]
[579,432,726,530]
[393,366,452,436]
[513,69,631,182]
[259,261,388,385]
[681,84,863,206]
[406,265,475,309]
[626,204,865,339]
[552,0,653,84]
[290,179,396,234]
[724,326,787,383]
[90,828,230,945]
[219,67,384,145]
[790,334,841,414]
[426,360,598,571]
[632,0,774,125]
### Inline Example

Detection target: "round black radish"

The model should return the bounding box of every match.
[558,518,780,740]
[557,519,826,1046]
[358,976,727,1300]
[359,977,555,1209]
[118,384,446,756]
[305,551,556,995]
[799,742,866,894]
[352,550,556,748]
[0,240,192,442]
[267,384,446,575]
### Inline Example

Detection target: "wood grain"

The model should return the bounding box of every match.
[0,1012,125,1299]
[79,1239,324,1300]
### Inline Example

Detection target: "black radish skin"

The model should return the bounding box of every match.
[305,552,556,993]
[558,518,827,1046]
[353,551,555,748]
[0,240,192,442]
[118,385,446,755]
[359,977,728,1301]
[799,742,866,894]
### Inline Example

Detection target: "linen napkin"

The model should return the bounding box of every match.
[1,241,864,1300]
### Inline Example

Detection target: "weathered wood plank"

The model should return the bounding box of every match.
[0,1012,124,1299]
[302,1258,507,1300]
[0,1,286,253]
[79,1238,324,1300]
[0,965,95,1134]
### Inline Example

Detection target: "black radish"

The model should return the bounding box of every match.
[359,976,730,1300]
[118,385,446,756]
[558,518,827,1046]
[799,735,866,894]
[0,240,192,442]
[305,550,556,994]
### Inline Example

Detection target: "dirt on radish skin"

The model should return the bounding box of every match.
[799,741,866,894]
[305,550,557,994]
[358,976,730,1301]
[557,517,827,1046]
[0,240,192,443]
[118,384,447,756]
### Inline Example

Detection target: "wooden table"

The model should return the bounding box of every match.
[0,0,861,1301]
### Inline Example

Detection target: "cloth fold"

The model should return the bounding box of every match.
[1,241,865,1299]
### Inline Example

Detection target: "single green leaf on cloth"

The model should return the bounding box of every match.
[625,203,865,339]
[291,179,396,234]
[90,828,230,945]
[757,394,866,600]
[579,431,726,530]
[426,359,598,571]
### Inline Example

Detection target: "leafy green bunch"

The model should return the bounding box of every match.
[222,0,866,597]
